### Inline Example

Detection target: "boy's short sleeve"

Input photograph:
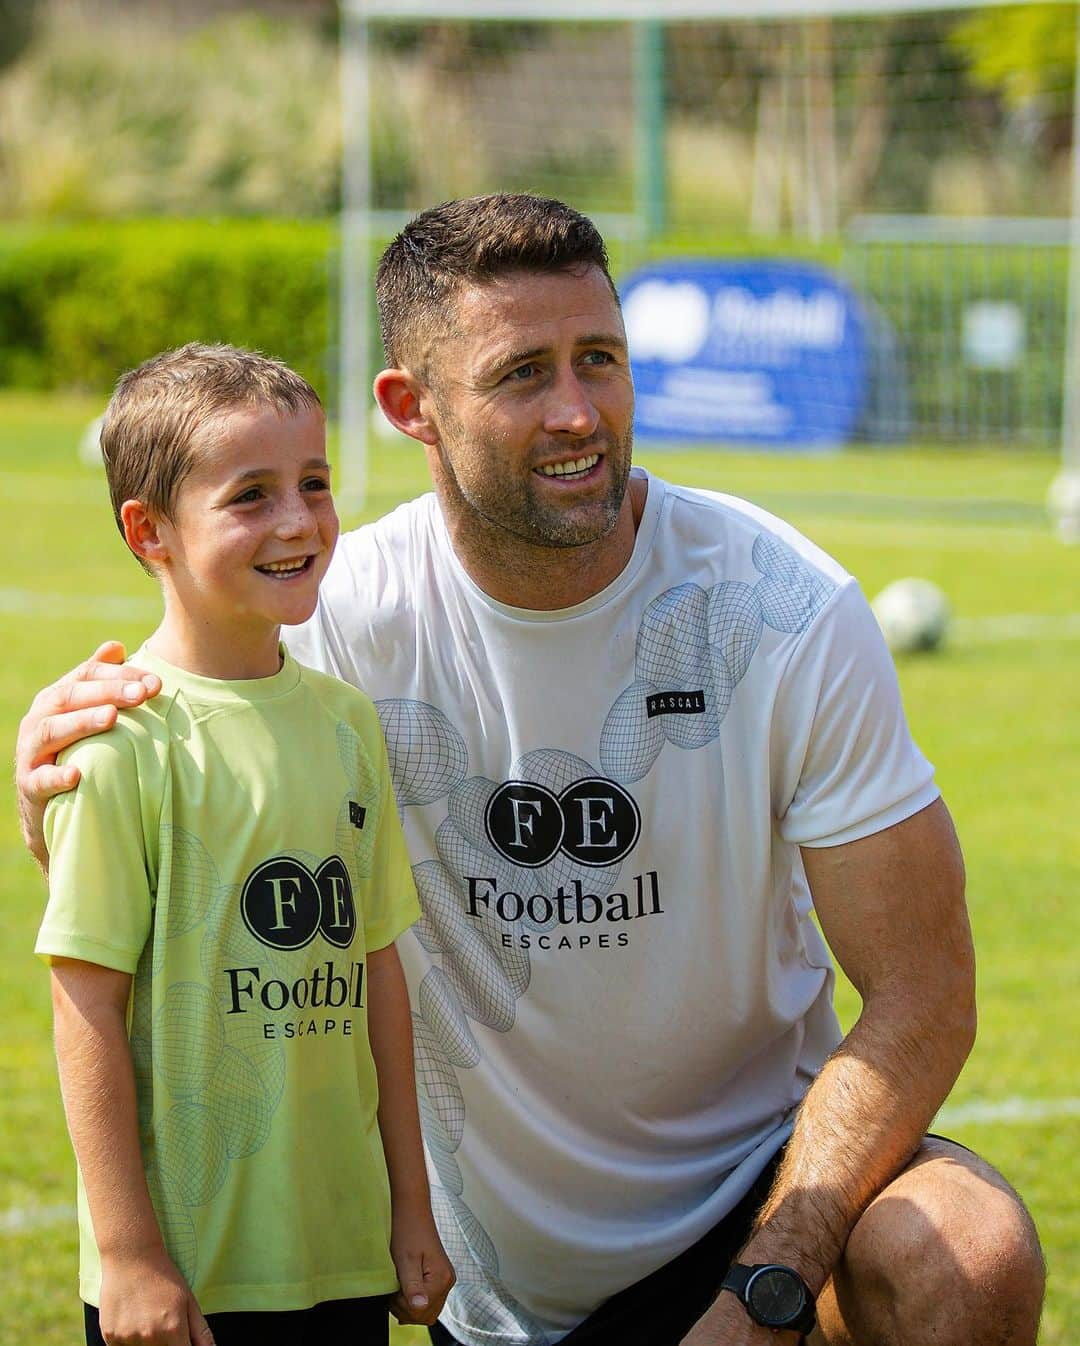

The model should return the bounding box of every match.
[358,732,420,953]
[37,729,158,974]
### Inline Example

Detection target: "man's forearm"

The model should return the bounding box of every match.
[731,800,976,1296]
[740,985,976,1293]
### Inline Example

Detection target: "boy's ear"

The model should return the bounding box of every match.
[373,368,440,446]
[120,499,169,567]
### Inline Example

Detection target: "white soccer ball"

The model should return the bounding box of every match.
[1047,469,1080,544]
[78,412,106,467]
[870,578,950,654]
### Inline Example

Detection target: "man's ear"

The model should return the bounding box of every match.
[120,499,170,567]
[373,368,440,446]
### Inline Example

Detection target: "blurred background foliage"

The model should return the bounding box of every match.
[0,218,333,394]
[0,0,1076,226]
[954,2,1078,130]
[0,0,1077,399]
[0,0,341,218]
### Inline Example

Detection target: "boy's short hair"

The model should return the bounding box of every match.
[375,193,616,372]
[101,342,322,566]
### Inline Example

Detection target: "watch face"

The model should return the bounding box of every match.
[747,1267,806,1325]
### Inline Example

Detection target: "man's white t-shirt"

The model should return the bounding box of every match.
[286,469,938,1346]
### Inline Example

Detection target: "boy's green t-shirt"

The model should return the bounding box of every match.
[37,648,421,1313]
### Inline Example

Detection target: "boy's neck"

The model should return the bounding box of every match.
[146,614,284,681]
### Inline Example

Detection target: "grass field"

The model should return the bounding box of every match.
[1,390,1077,1343]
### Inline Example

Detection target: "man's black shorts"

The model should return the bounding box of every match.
[430,1142,786,1346]
[429,1132,971,1346]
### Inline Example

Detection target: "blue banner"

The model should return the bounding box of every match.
[621,260,869,447]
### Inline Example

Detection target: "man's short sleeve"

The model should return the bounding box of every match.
[772,580,940,848]
[37,729,157,973]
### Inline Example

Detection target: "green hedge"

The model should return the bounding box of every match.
[0,218,1065,443]
[0,218,838,401]
[0,219,335,397]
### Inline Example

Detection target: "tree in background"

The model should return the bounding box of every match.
[951,2,1076,154]
[0,2,339,217]
[665,12,1057,231]
[0,0,38,72]
[2,3,1075,228]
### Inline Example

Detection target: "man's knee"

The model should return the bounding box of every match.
[824,1139,1044,1346]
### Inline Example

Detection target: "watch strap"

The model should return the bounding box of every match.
[721,1261,817,1335]
[719,1261,754,1298]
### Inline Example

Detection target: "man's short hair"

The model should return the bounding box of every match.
[101,342,322,566]
[375,193,616,371]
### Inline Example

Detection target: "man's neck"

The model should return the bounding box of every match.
[441,474,648,611]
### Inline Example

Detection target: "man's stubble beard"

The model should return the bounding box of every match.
[434,419,635,555]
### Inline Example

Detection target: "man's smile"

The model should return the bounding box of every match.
[536,452,601,481]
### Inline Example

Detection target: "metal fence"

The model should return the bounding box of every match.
[843,215,1069,446]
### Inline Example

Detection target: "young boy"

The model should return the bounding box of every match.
[36,343,453,1346]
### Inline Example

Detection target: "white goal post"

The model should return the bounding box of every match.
[339,0,1080,539]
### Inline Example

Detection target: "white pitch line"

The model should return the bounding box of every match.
[2,1100,1077,1239]
[936,1096,1080,1127]
[811,520,1054,551]
[3,587,1079,645]
[0,588,158,622]
[952,613,1080,642]
[0,1201,74,1235]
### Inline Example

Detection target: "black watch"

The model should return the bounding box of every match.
[720,1262,816,1335]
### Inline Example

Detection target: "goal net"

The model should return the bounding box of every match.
[339,0,1079,513]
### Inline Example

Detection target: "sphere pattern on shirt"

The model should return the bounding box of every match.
[374,529,836,1345]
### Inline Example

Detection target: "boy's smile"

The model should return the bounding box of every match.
[144,403,338,678]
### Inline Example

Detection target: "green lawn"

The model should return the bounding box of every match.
[1,391,1076,1342]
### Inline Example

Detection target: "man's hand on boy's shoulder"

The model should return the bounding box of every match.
[388,1205,456,1326]
[15,640,161,873]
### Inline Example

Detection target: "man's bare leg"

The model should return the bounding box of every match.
[813,1137,1044,1346]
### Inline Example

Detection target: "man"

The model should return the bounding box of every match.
[18,194,1044,1346]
